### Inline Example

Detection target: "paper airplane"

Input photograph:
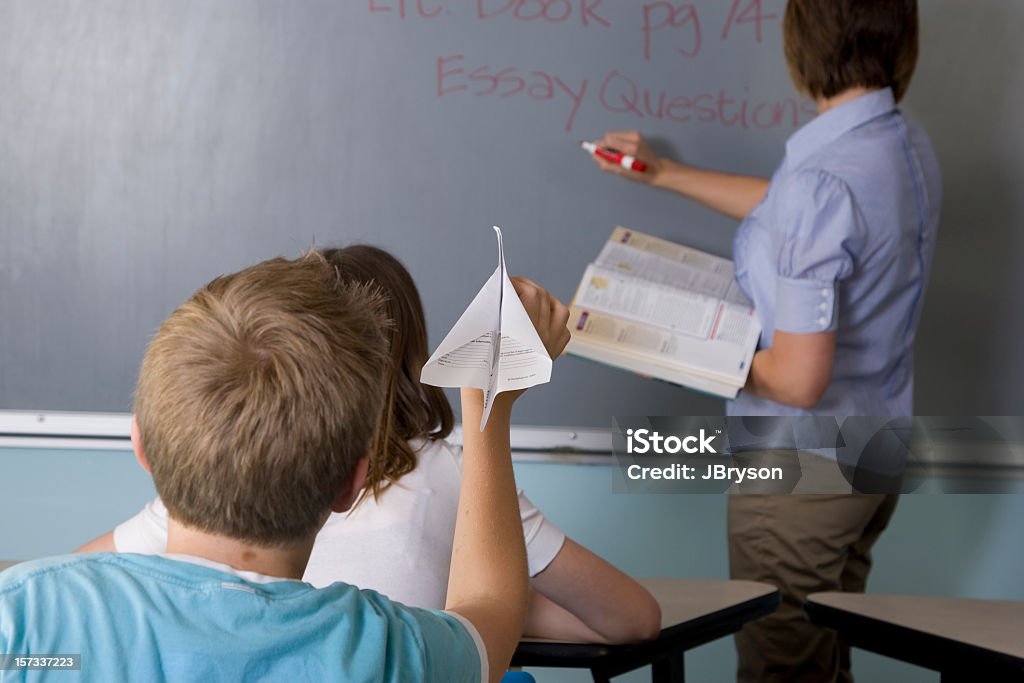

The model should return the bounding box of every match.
[421,226,553,430]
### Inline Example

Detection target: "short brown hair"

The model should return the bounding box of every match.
[134,252,390,546]
[783,0,919,102]
[321,246,453,503]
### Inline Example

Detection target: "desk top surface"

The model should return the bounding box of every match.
[642,578,776,633]
[521,578,778,645]
[512,577,778,676]
[807,592,1024,660]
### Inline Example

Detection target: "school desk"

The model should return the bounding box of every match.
[804,592,1024,682]
[512,578,780,683]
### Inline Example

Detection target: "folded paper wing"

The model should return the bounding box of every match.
[421,226,552,430]
[420,267,502,388]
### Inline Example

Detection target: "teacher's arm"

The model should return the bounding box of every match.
[742,172,862,409]
[589,130,769,221]
[744,331,835,409]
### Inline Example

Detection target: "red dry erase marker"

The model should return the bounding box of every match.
[581,141,648,173]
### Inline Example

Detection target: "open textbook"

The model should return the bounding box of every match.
[566,227,761,399]
[421,226,552,430]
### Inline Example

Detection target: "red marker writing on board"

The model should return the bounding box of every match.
[581,141,648,173]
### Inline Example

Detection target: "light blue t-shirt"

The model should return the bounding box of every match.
[0,553,485,682]
[730,88,942,417]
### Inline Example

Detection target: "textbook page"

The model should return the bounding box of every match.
[566,226,761,398]
[596,226,752,306]
[576,264,721,339]
[568,305,758,387]
[421,226,552,430]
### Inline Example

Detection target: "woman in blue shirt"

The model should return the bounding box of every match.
[589,1,940,681]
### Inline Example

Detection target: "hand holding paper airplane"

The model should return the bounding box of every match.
[421,226,555,430]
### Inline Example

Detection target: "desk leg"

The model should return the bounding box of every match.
[650,651,685,683]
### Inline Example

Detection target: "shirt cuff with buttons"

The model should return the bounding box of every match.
[775,276,838,334]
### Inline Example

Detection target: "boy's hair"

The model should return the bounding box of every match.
[134,252,390,546]
[784,0,919,102]
[320,246,454,503]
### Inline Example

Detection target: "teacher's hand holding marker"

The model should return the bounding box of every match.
[583,130,770,221]
[582,132,659,183]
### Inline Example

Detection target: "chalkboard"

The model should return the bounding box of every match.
[1,0,1022,425]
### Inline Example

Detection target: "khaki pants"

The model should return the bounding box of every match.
[728,493,899,683]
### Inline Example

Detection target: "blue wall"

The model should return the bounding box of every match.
[2,446,1022,682]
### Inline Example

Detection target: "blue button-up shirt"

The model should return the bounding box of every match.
[729,88,941,417]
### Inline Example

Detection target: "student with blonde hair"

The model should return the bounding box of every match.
[7,252,575,680]
[79,245,661,645]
